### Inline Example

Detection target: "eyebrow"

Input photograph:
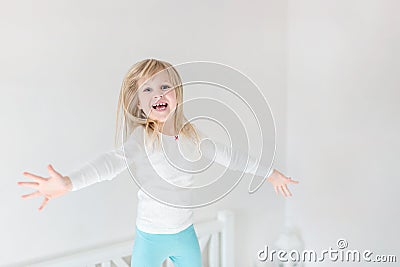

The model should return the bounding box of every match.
[141,81,172,88]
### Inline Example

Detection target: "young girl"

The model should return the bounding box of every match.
[18,59,299,267]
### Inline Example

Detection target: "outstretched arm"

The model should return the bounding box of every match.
[196,127,274,178]
[196,127,299,197]
[17,129,142,211]
[67,131,142,191]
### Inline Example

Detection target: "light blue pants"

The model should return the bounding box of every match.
[131,224,202,267]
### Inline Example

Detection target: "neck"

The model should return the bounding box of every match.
[158,120,177,136]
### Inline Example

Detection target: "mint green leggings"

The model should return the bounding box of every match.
[130,224,202,267]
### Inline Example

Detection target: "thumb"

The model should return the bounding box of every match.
[48,164,61,178]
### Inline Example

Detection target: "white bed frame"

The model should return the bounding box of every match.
[23,210,234,267]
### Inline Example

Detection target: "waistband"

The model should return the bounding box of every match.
[135,223,194,239]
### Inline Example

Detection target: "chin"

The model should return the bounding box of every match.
[147,116,165,123]
[149,113,174,122]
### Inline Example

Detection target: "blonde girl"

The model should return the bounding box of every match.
[18,59,299,267]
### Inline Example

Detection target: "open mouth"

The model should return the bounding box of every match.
[152,102,168,111]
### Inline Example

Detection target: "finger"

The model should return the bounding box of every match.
[22,172,47,182]
[278,186,287,197]
[287,177,299,184]
[21,191,42,199]
[283,184,292,197]
[47,164,61,178]
[38,197,49,211]
[274,186,278,195]
[17,181,39,189]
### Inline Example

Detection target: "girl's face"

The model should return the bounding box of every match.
[137,71,177,123]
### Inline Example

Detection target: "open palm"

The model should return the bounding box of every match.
[17,164,71,211]
[266,169,299,197]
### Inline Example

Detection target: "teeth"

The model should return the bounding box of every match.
[153,102,167,107]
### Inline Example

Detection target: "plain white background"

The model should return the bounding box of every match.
[286,1,400,266]
[2,0,399,266]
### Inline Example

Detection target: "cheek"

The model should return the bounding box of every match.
[168,91,177,105]
[138,95,149,109]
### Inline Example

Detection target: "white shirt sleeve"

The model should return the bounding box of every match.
[196,128,274,179]
[66,132,142,191]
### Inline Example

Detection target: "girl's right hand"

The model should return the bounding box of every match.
[17,164,72,211]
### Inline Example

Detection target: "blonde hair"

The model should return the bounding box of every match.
[115,58,200,150]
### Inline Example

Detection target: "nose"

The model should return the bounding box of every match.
[153,89,165,99]
[154,94,163,100]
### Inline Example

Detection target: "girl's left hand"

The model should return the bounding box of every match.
[266,169,299,197]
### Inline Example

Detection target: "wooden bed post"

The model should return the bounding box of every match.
[218,210,234,267]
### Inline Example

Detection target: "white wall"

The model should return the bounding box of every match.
[286,0,400,266]
[3,0,288,266]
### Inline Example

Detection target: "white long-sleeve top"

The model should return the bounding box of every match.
[67,125,274,234]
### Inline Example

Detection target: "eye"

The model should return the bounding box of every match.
[143,87,151,92]
[161,85,170,90]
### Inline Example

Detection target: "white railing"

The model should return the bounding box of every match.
[17,210,234,267]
